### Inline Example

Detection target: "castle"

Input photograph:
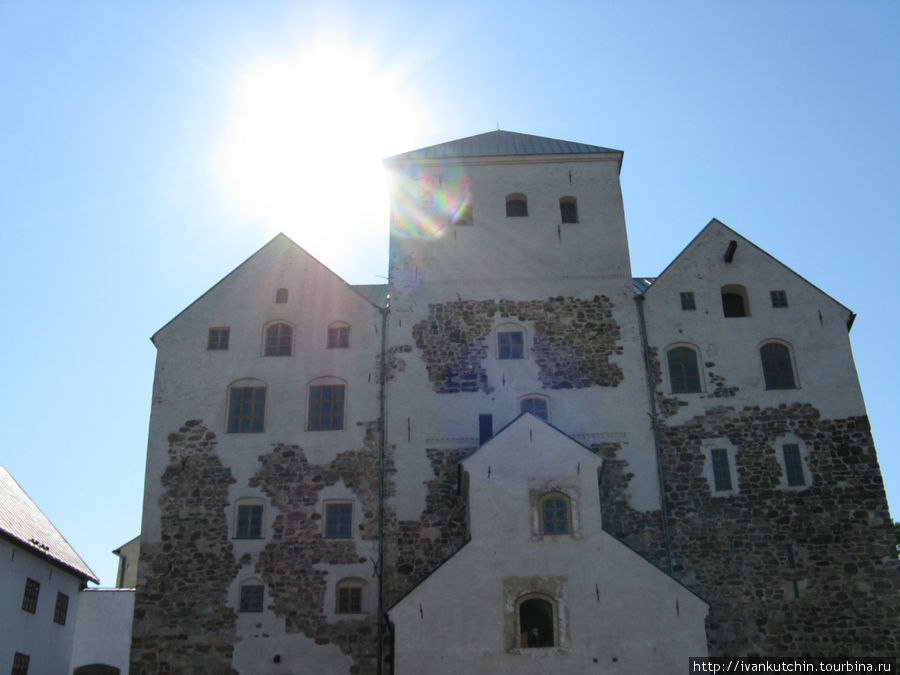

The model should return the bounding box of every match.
[131,131,898,673]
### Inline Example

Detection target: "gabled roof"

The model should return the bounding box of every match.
[642,218,852,318]
[461,412,601,465]
[152,233,384,343]
[0,466,98,583]
[385,130,620,161]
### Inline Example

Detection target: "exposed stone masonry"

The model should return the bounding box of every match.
[599,402,899,657]
[130,421,240,674]
[411,296,624,393]
[248,422,389,674]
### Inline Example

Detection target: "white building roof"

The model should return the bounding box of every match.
[0,466,98,583]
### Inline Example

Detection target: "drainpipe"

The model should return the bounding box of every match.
[376,299,389,675]
[634,295,674,576]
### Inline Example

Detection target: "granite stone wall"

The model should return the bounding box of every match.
[411,296,624,393]
[130,421,240,674]
[598,401,899,657]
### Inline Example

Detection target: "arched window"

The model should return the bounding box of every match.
[518,595,556,648]
[264,322,293,356]
[227,379,266,433]
[520,395,549,421]
[539,492,570,535]
[335,578,365,614]
[275,288,288,303]
[760,342,796,390]
[559,196,578,223]
[506,193,528,217]
[721,284,749,317]
[327,321,350,349]
[667,346,701,393]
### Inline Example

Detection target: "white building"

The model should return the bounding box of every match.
[131,131,898,673]
[0,466,98,675]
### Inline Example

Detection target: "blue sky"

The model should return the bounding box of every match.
[1,1,897,586]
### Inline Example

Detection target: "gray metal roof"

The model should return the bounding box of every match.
[633,277,656,295]
[0,466,98,583]
[351,283,389,307]
[386,130,619,161]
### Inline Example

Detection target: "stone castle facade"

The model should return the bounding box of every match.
[131,131,898,673]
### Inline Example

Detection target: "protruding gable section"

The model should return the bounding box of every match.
[644,219,852,321]
[462,414,604,542]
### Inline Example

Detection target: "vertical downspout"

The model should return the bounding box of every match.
[376,300,389,675]
[635,294,674,576]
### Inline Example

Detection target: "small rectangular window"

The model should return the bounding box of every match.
[325,503,353,538]
[498,331,524,359]
[327,326,350,348]
[337,586,362,613]
[783,444,805,486]
[207,327,230,350]
[680,292,696,310]
[520,397,549,421]
[12,653,30,675]
[22,578,39,614]
[240,585,264,612]
[308,384,345,430]
[275,288,288,303]
[770,290,788,308]
[711,449,732,491]
[479,414,493,445]
[53,592,69,625]
[559,200,577,223]
[236,504,263,539]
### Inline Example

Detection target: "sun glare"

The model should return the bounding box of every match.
[217,37,425,279]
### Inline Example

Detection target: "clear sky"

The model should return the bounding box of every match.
[1,1,897,587]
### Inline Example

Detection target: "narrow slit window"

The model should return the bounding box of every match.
[783,444,805,486]
[711,448,732,491]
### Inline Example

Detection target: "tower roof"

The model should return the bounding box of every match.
[386,130,619,161]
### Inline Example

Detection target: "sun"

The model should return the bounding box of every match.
[217,36,425,279]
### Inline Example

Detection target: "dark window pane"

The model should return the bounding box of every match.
[22,578,39,614]
[771,290,788,308]
[309,385,345,430]
[668,348,701,393]
[506,198,527,217]
[498,331,524,359]
[560,200,577,223]
[240,585,264,612]
[208,327,230,350]
[760,344,796,389]
[265,323,292,356]
[325,503,352,538]
[722,292,746,317]
[236,504,263,538]
[711,448,732,491]
[783,444,805,486]
[228,387,265,433]
[680,292,696,310]
[520,598,554,647]
[54,592,69,625]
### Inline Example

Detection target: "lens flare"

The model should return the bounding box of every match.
[388,164,471,239]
